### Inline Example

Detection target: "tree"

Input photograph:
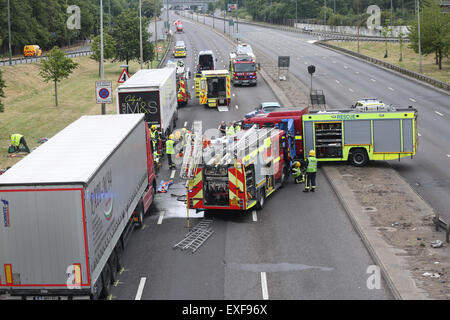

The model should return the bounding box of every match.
[110,9,154,66]
[38,47,79,106]
[0,69,5,113]
[382,26,392,58]
[407,0,450,70]
[91,33,117,76]
[399,30,405,61]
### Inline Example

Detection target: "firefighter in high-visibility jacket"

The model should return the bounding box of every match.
[150,125,160,153]
[291,161,303,184]
[227,122,235,136]
[303,150,317,192]
[166,134,176,169]
[9,133,30,153]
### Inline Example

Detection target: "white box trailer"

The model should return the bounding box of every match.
[0,114,156,299]
[116,68,178,137]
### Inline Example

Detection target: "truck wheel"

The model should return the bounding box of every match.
[115,241,124,272]
[100,263,112,299]
[135,200,145,227]
[108,252,119,283]
[255,188,265,210]
[90,279,102,300]
[349,148,369,167]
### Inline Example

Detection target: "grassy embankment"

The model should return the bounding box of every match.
[328,41,450,84]
[0,39,169,169]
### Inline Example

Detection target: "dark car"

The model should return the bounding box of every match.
[245,102,282,118]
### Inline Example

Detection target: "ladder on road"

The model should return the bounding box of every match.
[173,219,214,253]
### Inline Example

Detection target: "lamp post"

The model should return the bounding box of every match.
[417,0,422,73]
[7,0,12,65]
[139,0,143,69]
[100,0,105,114]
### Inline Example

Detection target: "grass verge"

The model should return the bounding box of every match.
[329,41,450,84]
[0,48,168,169]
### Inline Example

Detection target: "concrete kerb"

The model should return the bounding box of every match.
[186,14,429,299]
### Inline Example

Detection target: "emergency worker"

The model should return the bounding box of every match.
[303,150,317,192]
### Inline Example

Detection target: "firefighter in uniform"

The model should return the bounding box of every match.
[226,122,235,136]
[9,133,30,153]
[218,121,227,136]
[234,121,241,133]
[150,125,159,153]
[303,150,317,192]
[166,134,176,169]
[291,161,303,184]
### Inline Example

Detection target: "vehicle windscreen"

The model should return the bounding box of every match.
[199,55,214,70]
[207,77,226,97]
[234,62,256,72]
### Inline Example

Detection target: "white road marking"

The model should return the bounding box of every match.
[157,213,164,225]
[232,93,236,97]
[335,80,340,84]
[435,111,444,117]
[349,88,354,92]
[252,210,257,222]
[170,169,176,179]
[418,133,422,137]
[371,78,376,82]
[235,105,239,109]
[409,98,417,102]
[344,65,348,69]
[184,121,188,127]
[135,278,147,300]
[261,272,269,300]
[355,71,359,74]
[447,154,450,158]
[388,87,395,91]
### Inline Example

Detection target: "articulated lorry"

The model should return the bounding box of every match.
[0,114,156,299]
[116,68,178,139]
[243,106,418,166]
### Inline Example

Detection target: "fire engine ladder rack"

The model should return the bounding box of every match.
[208,125,277,166]
[180,121,203,180]
[173,219,214,253]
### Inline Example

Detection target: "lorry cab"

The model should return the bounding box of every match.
[243,108,309,159]
[174,41,186,58]
[195,70,231,108]
[23,45,42,57]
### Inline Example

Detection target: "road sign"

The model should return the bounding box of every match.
[96,80,112,104]
[278,56,290,68]
[157,45,164,53]
[229,19,234,26]
[118,68,130,83]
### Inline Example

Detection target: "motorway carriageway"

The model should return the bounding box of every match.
[108,14,393,300]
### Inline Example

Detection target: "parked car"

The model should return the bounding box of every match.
[245,102,282,118]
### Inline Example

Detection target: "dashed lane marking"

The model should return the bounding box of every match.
[252,210,257,222]
[261,272,269,300]
[435,111,444,117]
[135,278,147,300]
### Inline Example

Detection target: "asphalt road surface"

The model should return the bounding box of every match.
[187,12,450,225]
[109,15,393,300]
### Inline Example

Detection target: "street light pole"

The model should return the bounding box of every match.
[324,0,327,25]
[7,0,12,65]
[417,0,422,73]
[139,0,143,69]
[100,0,105,115]
[155,0,158,63]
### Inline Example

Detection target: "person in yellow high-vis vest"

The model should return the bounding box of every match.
[226,122,235,136]
[303,150,317,192]
[9,134,30,153]
[166,134,176,169]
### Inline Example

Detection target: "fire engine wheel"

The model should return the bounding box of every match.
[256,188,265,210]
[349,148,369,167]
[280,166,288,188]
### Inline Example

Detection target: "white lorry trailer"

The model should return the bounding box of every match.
[0,114,157,299]
[116,68,178,137]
